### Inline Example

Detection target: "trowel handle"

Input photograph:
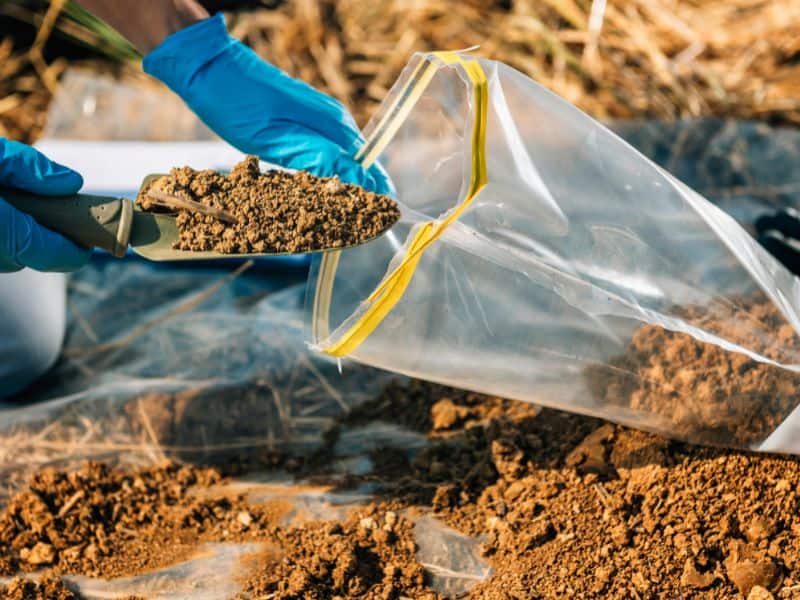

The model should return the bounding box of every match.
[1,188,133,258]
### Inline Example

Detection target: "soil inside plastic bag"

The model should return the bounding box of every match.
[586,295,800,447]
[137,156,399,254]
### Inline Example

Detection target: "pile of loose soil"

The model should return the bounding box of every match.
[5,377,800,598]
[0,461,225,579]
[237,505,437,600]
[137,156,399,255]
[585,298,800,446]
[0,459,439,599]
[334,381,800,599]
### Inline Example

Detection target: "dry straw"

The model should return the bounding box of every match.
[228,0,800,126]
[2,0,800,144]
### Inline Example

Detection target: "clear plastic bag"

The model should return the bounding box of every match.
[611,119,800,231]
[308,51,800,453]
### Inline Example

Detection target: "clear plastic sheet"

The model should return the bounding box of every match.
[0,259,380,493]
[5,63,800,597]
[413,515,492,596]
[63,542,265,600]
[309,51,800,453]
[0,258,491,597]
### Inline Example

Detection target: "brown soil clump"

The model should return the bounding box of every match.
[137,156,399,255]
[237,505,438,600]
[0,461,225,579]
[0,572,79,600]
[586,298,800,446]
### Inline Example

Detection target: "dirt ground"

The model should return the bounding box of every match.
[3,380,800,599]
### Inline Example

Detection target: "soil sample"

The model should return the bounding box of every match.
[136,156,400,254]
[585,297,800,446]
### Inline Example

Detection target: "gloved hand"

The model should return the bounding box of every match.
[0,139,90,272]
[143,13,393,196]
[755,209,800,276]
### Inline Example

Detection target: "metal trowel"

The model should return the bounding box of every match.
[3,174,389,261]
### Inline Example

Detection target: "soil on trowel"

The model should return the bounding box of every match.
[136,155,399,254]
[585,297,800,447]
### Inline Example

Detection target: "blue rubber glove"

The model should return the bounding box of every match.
[143,13,392,196]
[0,139,90,272]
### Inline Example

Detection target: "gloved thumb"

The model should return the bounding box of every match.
[0,139,83,196]
[0,199,91,272]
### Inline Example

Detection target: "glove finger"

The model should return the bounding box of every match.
[245,123,395,195]
[0,139,83,195]
[0,198,90,272]
[754,210,800,240]
[758,231,800,276]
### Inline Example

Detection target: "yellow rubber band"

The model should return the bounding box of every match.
[319,51,488,357]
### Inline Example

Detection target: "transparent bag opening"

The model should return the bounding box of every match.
[308,51,800,453]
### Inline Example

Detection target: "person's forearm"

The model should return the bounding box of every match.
[74,0,209,55]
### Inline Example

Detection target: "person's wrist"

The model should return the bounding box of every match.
[74,0,209,55]
[138,0,208,54]
[129,0,208,55]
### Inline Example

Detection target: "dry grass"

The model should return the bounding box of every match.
[0,39,53,142]
[2,0,799,144]
[0,0,138,141]
[231,0,800,126]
